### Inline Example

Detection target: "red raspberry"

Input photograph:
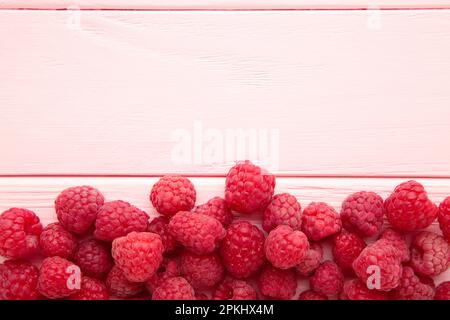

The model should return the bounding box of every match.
[69,276,109,300]
[296,242,323,276]
[55,185,104,234]
[264,225,309,269]
[145,257,180,293]
[0,260,39,300]
[378,228,410,262]
[220,221,265,278]
[106,265,144,298]
[262,193,302,233]
[393,266,435,300]
[410,231,449,277]
[298,290,328,300]
[39,222,77,259]
[148,216,179,253]
[38,256,81,299]
[435,281,450,300]
[213,277,257,300]
[179,251,224,289]
[73,239,113,279]
[341,279,388,300]
[384,180,438,232]
[332,231,366,272]
[152,277,195,300]
[225,160,275,214]
[195,292,209,300]
[438,196,450,241]
[340,191,384,237]
[94,200,149,241]
[0,208,42,259]
[194,197,233,228]
[112,232,164,282]
[168,211,225,255]
[258,265,297,300]
[352,239,402,291]
[150,176,196,217]
[310,261,344,297]
[301,202,342,241]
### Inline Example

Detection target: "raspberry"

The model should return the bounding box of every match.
[94,200,149,241]
[150,176,196,217]
[0,260,39,300]
[310,261,344,297]
[262,193,302,233]
[179,251,224,289]
[168,211,225,255]
[378,228,410,262]
[213,277,257,300]
[384,180,438,232]
[332,231,366,272]
[352,239,402,291]
[258,265,297,300]
[298,290,328,300]
[69,276,109,300]
[225,160,275,214]
[39,222,77,259]
[73,239,113,279]
[301,202,342,241]
[145,257,180,293]
[435,281,450,300]
[195,293,209,300]
[392,266,435,300]
[340,191,384,237]
[410,231,449,277]
[220,221,265,278]
[341,279,388,300]
[296,242,323,276]
[152,277,195,300]
[0,208,42,259]
[55,185,104,234]
[38,256,81,299]
[194,197,234,228]
[112,232,164,282]
[264,225,309,269]
[148,216,179,253]
[438,196,450,241]
[106,265,144,298]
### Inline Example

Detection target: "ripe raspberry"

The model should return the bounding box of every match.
[225,160,275,214]
[106,265,144,298]
[438,196,450,241]
[194,197,233,228]
[332,231,366,271]
[150,176,196,217]
[352,239,402,291]
[152,277,195,300]
[378,228,410,262]
[145,257,180,293]
[38,256,81,299]
[94,200,149,241]
[392,266,435,300]
[262,193,302,233]
[384,180,438,232]
[39,222,77,259]
[195,293,209,300]
[258,265,297,300]
[73,239,113,279]
[148,216,178,253]
[410,231,449,277]
[264,225,309,269]
[301,202,342,241]
[310,261,344,297]
[180,251,224,289]
[213,277,257,300]
[296,242,323,276]
[55,185,104,234]
[220,221,265,278]
[69,277,109,300]
[340,191,384,237]
[168,211,225,255]
[0,260,39,300]
[435,281,450,300]
[0,208,42,259]
[341,279,388,300]
[112,232,164,282]
[298,290,328,300]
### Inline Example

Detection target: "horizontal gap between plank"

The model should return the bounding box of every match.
[1,7,450,11]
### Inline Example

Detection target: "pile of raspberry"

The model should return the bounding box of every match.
[1,160,449,300]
